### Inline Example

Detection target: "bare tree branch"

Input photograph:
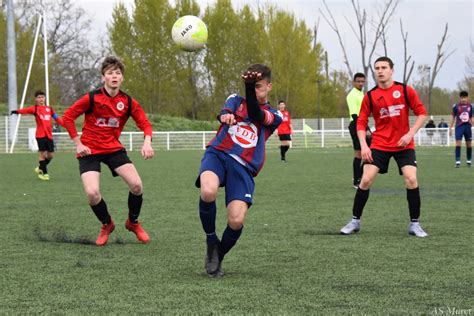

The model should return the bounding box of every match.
[400,19,415,83]
[430,23,456,91]
[319,0,353,77]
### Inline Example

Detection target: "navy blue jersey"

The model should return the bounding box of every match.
[207,94,282,176]
[452,103,473,126]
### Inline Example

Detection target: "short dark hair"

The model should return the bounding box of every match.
[460,91,468,97]
[34,90,45,97]
[101,56,125,75]
[374,56,394,69]
[246,64,271,82]
[278,100,286,104]
[353,73,366,81]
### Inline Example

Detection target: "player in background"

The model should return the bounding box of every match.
[10,90,63,181]
[196,64,282,277]
[62,56,154,246]
[347,73,370,188]
[276,100,293,162]
[340,56,429,238]
[449,91,473,167]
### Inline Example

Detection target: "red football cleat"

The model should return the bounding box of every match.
[96,220,115,246]
[125,219,150,243]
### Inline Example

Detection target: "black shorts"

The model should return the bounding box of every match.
[368,149,417,175]
[78,149,132,177]
[279,134,292,141]
[36,137,55,152]
[348,120,371,150]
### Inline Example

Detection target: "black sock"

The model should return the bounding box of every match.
[407,187,420,222]
[39,160,48,174]
[90,199,111,225]
[467,147,472,161]
[199,198,218,245]
[218,225,243,261]
[281,145,290,159]
[44,158,51,165]
[128,192,143,223]
[352,188,369,219]
[353,157,362,183]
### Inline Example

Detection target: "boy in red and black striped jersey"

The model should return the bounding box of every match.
[11,90,63,181]
[340,57,429,238]
[63,56,154,246]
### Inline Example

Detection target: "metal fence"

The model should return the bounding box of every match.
[0,115,460,153]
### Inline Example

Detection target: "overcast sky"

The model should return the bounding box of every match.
[76,0,473,90]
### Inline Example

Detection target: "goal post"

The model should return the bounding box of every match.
[9,12,49,153]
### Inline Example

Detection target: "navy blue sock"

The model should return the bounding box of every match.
[407,187,421,222]
[467,147,472,161]
[218,225,243,261]
[455,146,461,161]
[199,198,218,245]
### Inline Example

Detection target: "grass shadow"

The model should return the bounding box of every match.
[32,226,126,245]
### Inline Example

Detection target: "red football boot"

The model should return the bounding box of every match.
[125,219,150,243]
[96,220,115,246]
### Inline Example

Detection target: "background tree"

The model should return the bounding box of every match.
[15,0,101,105]
[0,9,49,105]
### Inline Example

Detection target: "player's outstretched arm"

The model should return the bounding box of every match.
[141,135,154,160]
[242,71,266,122]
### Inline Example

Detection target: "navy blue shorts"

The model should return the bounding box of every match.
[455,124,472,141]
[195,148,255,206]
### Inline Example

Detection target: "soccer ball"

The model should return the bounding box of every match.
[171,15,208,52]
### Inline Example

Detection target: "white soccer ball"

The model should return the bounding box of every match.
[171,15,208,52]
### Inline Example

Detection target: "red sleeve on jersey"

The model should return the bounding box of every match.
[262,109,275,126]
[357,95,370,132]
[50,107,64,126]
[63,94,90,139]
[406,85,427,116]
[16,105,36,115]
[130,98,153,137]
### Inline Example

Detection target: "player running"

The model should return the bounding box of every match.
[449,91,473,167]
[340,56,429,238]
[277,100,293,162]
[196,64,282,277]
[10,90,63,181]
[62,56,154,246]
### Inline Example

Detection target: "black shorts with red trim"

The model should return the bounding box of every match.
[78,149,132,177]
[36,137,55,152]
[279,134,292,141]
[367,148,417,175]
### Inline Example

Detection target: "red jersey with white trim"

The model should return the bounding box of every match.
[208,94,282,176]
[63,88,153,155]
[277,110,292,135]
[357,82,427,152]
[17,105,62,140]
